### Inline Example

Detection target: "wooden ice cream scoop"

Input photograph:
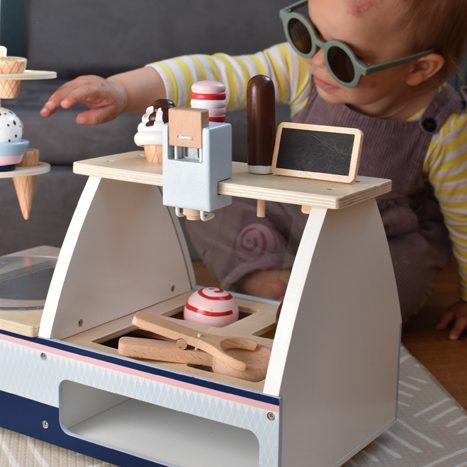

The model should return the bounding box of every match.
[133,311,258,371]
[118,336,270,382]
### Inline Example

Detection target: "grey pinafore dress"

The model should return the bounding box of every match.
[185,84,465,321]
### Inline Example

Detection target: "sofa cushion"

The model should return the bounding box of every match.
[0,165,86,255]
[26,0,289,78]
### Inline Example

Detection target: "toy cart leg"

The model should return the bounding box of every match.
[40,176,193,339]
[266,199,401,466]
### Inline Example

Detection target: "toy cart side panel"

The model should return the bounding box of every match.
[265,200,401,466]
[40,177,194,339]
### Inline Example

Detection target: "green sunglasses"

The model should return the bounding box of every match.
[279,0,434,87]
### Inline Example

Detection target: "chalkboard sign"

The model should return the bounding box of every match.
[272,122,363,183]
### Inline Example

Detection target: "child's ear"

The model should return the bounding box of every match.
[405,53,445,86]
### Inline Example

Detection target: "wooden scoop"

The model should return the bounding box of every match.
[133,311,258,371]
[118,336,270,382]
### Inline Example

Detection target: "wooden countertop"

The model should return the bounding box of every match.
[74,152,391,209]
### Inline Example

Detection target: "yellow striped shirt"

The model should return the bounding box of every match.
[148,43,467,299]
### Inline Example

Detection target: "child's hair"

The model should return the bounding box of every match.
[401,0,467,80]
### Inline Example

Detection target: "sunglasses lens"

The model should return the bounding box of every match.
[288,18,312,55]
[327,46,355,83]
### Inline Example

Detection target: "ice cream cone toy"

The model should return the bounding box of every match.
[134,99,175,164]
[0,47,27,99]
[144,141,162,164]
[13,148,39,220]
[0,107,28,171]
[135,107,164,163]
[152,98,175,123]
[191,80,226,122]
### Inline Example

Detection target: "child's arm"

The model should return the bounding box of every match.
[436,300,467,340]
[147,43,310,115]
[424,110,467,340]
[40,67,167,124]
[41,43,311,125]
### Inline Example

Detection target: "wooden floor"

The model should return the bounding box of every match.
[402,259,467,409]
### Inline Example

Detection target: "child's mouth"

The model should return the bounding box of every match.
[314,76,339,91]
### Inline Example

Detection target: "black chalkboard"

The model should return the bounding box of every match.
[272,123,363,183]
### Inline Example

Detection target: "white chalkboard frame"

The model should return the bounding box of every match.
[272,122,363,183]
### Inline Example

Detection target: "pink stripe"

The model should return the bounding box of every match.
[0,155,23,166]
[207,107,226,117]
[0,334,278,412]
[191,81,225,94]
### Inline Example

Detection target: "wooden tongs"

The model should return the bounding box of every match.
[126,311,259,371]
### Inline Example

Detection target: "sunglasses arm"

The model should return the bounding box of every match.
[280,0,307,15]
[361,49,435,76]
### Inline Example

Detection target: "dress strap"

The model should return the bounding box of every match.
[419,84,465,134]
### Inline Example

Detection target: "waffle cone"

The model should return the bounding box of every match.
[0,57,27,99]
[13,148,39,220]
[0,80,22,98]
[144,144,163,164]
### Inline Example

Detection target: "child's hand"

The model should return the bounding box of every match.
[40,75,128,125]
[436,300,467,340]
[237,269,290,300]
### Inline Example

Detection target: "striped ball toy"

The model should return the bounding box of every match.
[184,287,239,327]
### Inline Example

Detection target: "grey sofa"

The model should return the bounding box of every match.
[0,0,289,255]
[2,0,464,256]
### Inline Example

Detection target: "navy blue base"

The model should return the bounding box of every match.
[0,390,164,466]
[0,329,279,466]
[0,164,16,172]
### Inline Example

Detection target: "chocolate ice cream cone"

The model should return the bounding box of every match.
[13,148,39,220]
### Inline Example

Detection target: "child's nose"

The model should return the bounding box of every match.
[309,48,326,70]
[311,48,325,65]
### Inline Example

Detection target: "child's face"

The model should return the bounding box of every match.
[306,0,416,109]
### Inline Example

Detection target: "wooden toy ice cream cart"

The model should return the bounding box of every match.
[0,110,401,466]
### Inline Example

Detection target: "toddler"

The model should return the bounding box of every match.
[41,0,467,338]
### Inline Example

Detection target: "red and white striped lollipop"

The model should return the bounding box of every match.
[184,287,239,327]
[191,80,226,122]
